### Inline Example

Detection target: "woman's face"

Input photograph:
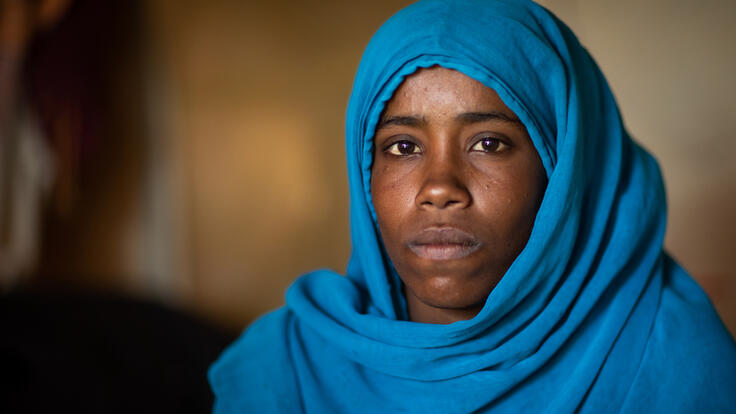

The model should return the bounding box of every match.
[371,67,546,324]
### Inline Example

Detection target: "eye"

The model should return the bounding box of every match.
[470,137,509,153]
[385,140,422,156]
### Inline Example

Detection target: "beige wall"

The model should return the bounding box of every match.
[143,0,736,332]
[540,0,736,332]
[144,0,415,327]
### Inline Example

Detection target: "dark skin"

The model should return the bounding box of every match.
[371,67,547,324]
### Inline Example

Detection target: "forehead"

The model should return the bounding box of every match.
[383,66,512,117]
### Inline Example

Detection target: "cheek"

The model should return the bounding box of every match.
[371,164,416,218]
[474,157,545,235]
[511,168,545,237]
[371,166,409,244]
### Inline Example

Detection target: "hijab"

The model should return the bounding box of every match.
[209,1,736,412]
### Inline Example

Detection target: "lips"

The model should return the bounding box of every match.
[407,227,481,260]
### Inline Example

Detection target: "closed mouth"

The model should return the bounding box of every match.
[408,227,481,260]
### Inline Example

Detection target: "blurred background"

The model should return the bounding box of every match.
[1,0,734,410]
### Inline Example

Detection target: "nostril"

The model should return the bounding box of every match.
[417,189,470,210]
[444,199,461,208]
[415,174,472,210]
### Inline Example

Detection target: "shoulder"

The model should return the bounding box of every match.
[208,308,302,413]
[621,264,736,413]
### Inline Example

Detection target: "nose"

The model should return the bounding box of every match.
[415,156,472,210]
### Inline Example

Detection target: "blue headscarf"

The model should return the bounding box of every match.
[209,1,736,412]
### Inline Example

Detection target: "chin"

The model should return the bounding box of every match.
[414,274,496,310]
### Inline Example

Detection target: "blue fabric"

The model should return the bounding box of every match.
[209,1,736,412]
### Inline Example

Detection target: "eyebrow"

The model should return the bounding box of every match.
[455,111,523,125]
[376,115,427,129]
[376,111,522,130]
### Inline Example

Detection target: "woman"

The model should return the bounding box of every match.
[209,0,736,412]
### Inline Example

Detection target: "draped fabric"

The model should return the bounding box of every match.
[209,1,736,412]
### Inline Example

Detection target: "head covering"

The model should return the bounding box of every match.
[209,1,736,412]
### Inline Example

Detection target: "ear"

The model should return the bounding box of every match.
[34,0,72,30]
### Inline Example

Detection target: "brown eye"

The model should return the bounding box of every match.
[470,137,508,153]
[386,140,421,156]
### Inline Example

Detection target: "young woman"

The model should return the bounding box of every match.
[209,1,736,412]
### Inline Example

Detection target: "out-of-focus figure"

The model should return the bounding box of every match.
[0,3,233,413]
[0,0,68,288]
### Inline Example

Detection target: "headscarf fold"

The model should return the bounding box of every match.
[210,1,736,412]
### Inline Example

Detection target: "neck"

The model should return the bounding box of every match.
[405,293,483,324]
